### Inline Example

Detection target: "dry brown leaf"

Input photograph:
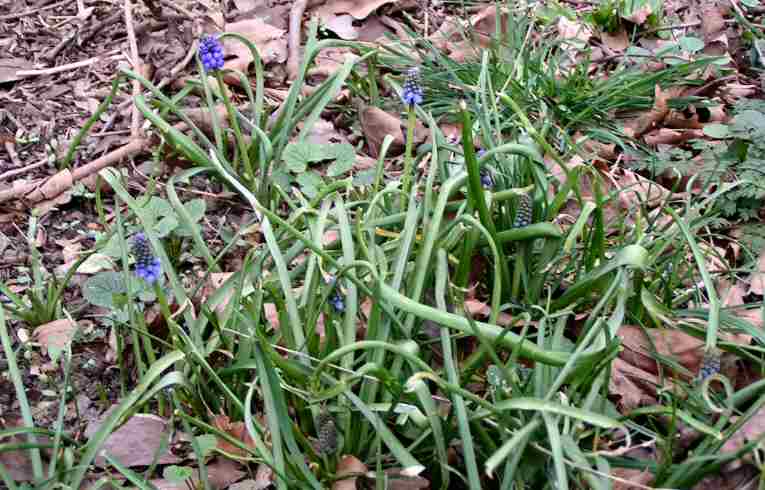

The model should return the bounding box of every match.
[305,118,351,146]
[223,19,287,74]
[360,106,404,157]
[212,414,257,458]
[85,413,180,467]
[610,167,676,208]
[464,299,520,327]
[609,357,659,410]
[624,85,669,138]
[34,319,78,356]
[643,128,705,146]
[701,4,726,43]
[558,17,592,43]
[748,249,765,296]
[601,29,629,51]
[693,465,759,490]
[471,6,509,46]
[333,455,368,490]
[622,4,653,25]
[612,467,654,490]
[664,109,702,129]
[618,325,704,379]
[316,0,397,20]
[721,405,765,470]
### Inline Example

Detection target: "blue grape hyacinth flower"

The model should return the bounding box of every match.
[198,35,224,72]
[132,233,162,284]
[401,67,423,107]
[327,278,345,313]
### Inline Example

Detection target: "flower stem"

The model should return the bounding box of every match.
[401,105,417,206]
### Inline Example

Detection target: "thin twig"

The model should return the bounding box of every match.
[17,56,107,77]
[287,0,309,80]
[124,0,143,138]
[3,142,22,168]
[0,0,69,21]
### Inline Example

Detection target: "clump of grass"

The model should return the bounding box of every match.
[4,5,765,490]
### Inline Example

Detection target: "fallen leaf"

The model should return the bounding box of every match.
[333,455,367,490]
[721,405,765,470]
[601,29,629,51]
[322,14,359,40]
[612,467,654,490]
[233,0,261,10]
[618,325,703,379]
[558,17,592,43]
[223,18,287,74]
[212,414,257,458]
[34,319,78,357]
[748,249,765,296]
[360,106,404,157]
[624,85,670,138]
[609,357,659,410]
[622,4,654,25]
[315,0,398,20]
[85,413,180,467]
[0,57,35,84]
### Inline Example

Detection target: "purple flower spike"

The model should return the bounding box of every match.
[199,35,225,72]
[132,233,162,284]
[401,67,423,107]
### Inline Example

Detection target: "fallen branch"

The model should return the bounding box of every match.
[287,0,326,80]
[0,138,149,204]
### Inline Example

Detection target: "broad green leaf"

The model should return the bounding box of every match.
[283,141,355,174]
[194,434,218,458]
[296,171,324,199]
[155,215,178,238]
[703,123,730,139]
[163,465,194,483]
[82,271,127,308]
[679,36,704,53]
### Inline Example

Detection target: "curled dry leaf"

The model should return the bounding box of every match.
[315,0,398,20]
[609,357,660,411]
[558,17,592,43]
[333,455,368,490]
[618,325,704,379]
[721,405,765,470]
[464,299,521,328]
[601,29,629,52]
[212,414,257,458]
[643,128,705,146]
[624,85,670,138]
[360,106,405,157]
[34,319,78,356]
[85,413,180,467]
[748,249,765,296]
[223,19,288,75]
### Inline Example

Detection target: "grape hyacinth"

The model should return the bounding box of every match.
[479,168,493,188]
[132,233,162,284]
[401,67,423,107]
[316,413,338,454]
[327,278,345,313]
[198,35,224,72]
[513,194,533,228]
[698,348,721,381]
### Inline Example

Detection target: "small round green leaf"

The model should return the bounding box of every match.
[703,123,730,139]
[679,36,705,53]
[82,271,127,308]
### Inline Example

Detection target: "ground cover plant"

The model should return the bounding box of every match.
[2,0,765,489]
